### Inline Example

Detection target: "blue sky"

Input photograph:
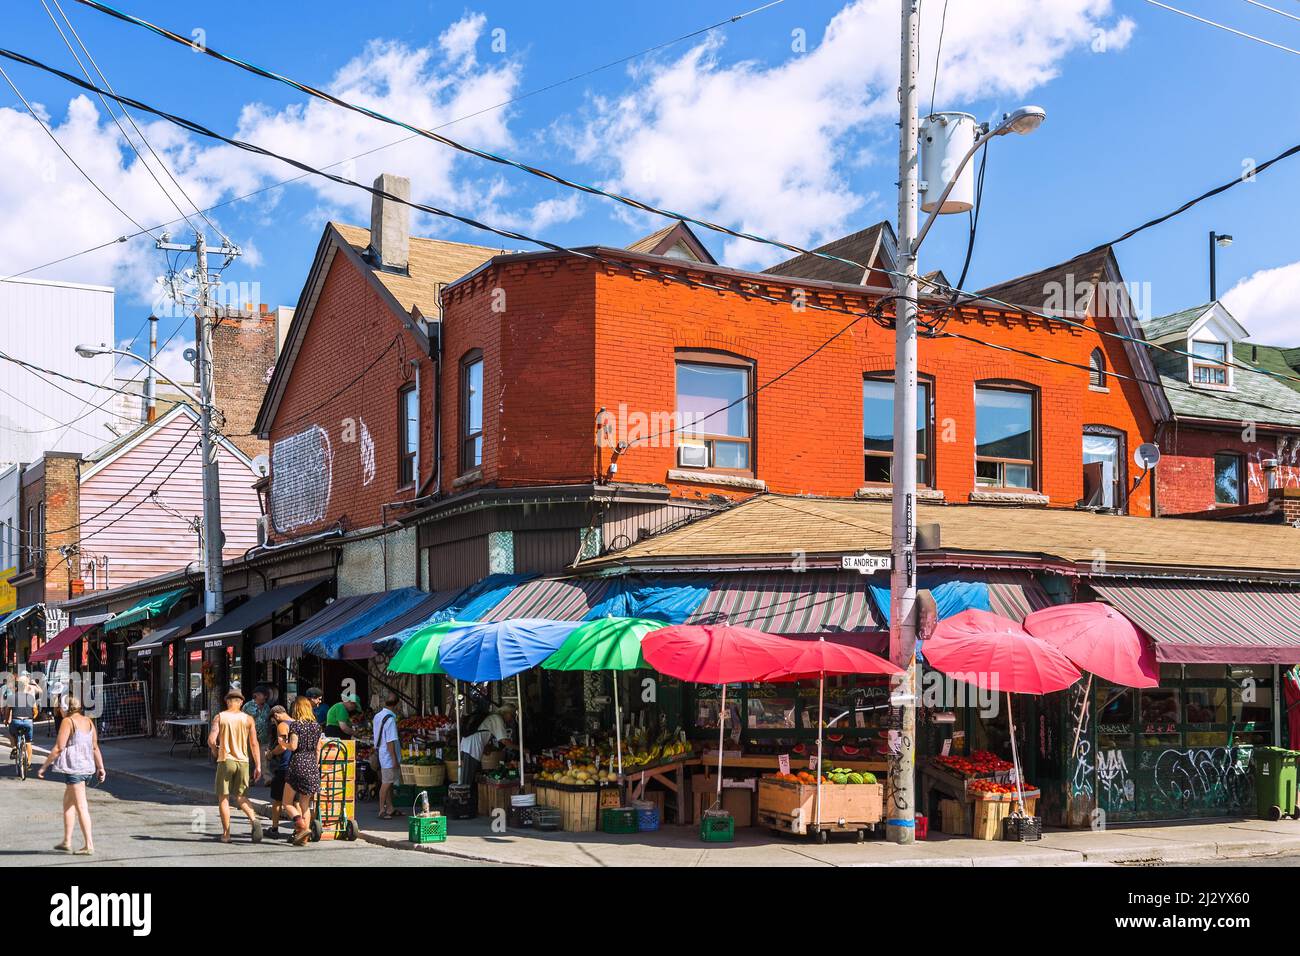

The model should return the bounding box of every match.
[4,0,1300,376]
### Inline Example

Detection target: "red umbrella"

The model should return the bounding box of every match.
[757,638,901,832]
[1023,603,1157,689]
[924,609,1081,815]
[643,624,803,808]
[642,624,802,684]
[924,609,1082,695]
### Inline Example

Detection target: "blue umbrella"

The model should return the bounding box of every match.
[437,618,583,787]
[437,619,584,682]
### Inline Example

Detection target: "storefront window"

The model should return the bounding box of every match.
[1232,685,1272,727]
[747,687,797,730]
[1138,688,1180,744]
[187,650,203,714]
[1184,687,1227,725]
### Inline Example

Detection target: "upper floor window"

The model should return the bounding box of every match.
[398,383,418,487]
[975,384,1037,490]
[1082,427,1124,511]
[1088,348,1106,389]
[675,353,753,473]
[1191,340,1229,387]
[460,351,483,473]
[1214,452,1243,505]
[863,375,932,485]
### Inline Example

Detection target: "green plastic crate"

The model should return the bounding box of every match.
[601,807,638,834]
[699,810,734,843]
[408,814,447,844]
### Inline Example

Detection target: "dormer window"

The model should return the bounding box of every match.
[1191,340,1230,387]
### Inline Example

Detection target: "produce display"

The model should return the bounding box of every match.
[766,768,878,786]
[399,714,451,735]
[967,779,1035,797]
[535,762,618,786]
[934,750,1014,777]
[769,771,830,785]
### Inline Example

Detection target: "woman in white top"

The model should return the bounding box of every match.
[37,697,105,855]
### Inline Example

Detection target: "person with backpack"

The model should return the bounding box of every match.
[458,702,515,786]
[372,691,402,820]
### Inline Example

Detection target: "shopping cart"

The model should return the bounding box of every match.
[311,738,359,842]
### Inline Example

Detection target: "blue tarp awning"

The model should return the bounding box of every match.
[369,574,536,656]
[586,575,712,624]
[0,604,39,633]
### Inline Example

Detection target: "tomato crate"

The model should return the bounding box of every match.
[408,814,447,844]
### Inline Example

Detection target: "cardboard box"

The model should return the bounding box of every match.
[693,784,753,827]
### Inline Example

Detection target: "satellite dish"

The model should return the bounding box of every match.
[183,347,198,364]
[1134,443,1161,470]
[251,454,270,477]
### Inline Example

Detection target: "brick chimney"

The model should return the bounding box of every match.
[369,172,411,273]
[211,306,279,460]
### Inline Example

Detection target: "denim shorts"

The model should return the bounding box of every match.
[62,772,94,786]
[9,720,33,740]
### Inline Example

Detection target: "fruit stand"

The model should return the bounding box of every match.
[921,751,1032,839]
[757,769,883,842]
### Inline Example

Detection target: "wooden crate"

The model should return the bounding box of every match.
[756,779,882,836]
[939,798,967,836]
[534,782,601,832]
[972,792,1040,841]
[477,779,525,819]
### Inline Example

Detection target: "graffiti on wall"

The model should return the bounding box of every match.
[270,425,333,533]
[1140,746,1253,816]
[1097,748,1134,814]
[360,420,375,487]
[1068,682,1094,801]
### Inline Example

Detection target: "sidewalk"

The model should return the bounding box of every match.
[72,738,1300,867]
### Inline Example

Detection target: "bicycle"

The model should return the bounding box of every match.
[11,725,31,781]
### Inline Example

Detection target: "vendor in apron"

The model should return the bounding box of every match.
[458,703,515,785]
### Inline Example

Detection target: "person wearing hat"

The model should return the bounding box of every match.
[207,687,263,844]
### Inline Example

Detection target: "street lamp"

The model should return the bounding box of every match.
[74,342,221,623]
[1210,231,1233,301]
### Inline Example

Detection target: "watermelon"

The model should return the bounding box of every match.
[847,772,865,785]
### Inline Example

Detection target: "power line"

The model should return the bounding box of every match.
[928,0,949,118]
[70,0,873,276]
[1241,0,1300,25]
[0,63,158,239]
[1144,0,1300,56]
[1,0,787,285]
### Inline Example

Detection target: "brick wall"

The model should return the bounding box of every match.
[1155,421,1298,515]
[42,454,80,603]
[266,256,434,537]
[212,306,279,461]
[441,255,1158,515]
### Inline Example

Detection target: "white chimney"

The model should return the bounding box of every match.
[369,172,411,273]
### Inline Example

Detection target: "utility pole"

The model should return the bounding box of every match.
[885,0,920,846]
[155,229,240,625]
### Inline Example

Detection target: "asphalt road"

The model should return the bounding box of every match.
[0,766,486,868]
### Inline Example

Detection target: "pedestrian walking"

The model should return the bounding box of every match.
[266,704,291,837]
[243,685,274,775]
[284,694,323,846]
[372,691,402,819]
[208,687,263,844]
[36,697,104,855]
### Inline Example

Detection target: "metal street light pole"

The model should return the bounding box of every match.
[1209,230,1233,301]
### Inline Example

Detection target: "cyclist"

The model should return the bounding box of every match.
[4,675,40,775]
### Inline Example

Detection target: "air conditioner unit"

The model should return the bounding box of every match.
[677,444,708,468]
[256,515,269,546]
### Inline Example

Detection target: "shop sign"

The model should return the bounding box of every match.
[0,567,15,615]
[842,553,892,574]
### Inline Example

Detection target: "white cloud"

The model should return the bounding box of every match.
[571,0,1134,268]
[1223,262,1300,347]
[0,13,521,296]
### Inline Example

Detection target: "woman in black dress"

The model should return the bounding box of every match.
[285,695,324,846]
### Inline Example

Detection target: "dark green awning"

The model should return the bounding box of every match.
[104,587,190,633]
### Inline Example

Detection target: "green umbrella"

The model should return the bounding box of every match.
[542,617,665,777]
[388,621,470,752]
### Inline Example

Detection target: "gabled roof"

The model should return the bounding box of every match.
[761,221,896,285]
[578,494,1300,581]
[80,402,254,482]
[978,247,1111,312]
[254,222,510,437]
[625,222,716,264]
[1150,347,1300,427]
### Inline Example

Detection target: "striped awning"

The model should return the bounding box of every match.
[985,570,1054,621]
[1092,580,1300,664]
[350,589,461,659]
[687,572,880,632]
[478,577,612,623]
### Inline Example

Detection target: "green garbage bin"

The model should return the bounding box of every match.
[1254,747,1298,820]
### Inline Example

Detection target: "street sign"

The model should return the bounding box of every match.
[842,553,892,574]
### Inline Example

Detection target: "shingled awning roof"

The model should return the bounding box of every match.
[579,494,1300,581]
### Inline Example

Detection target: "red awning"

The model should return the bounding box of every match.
[29,624,95,663]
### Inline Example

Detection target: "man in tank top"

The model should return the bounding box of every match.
[207,687,263,844]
